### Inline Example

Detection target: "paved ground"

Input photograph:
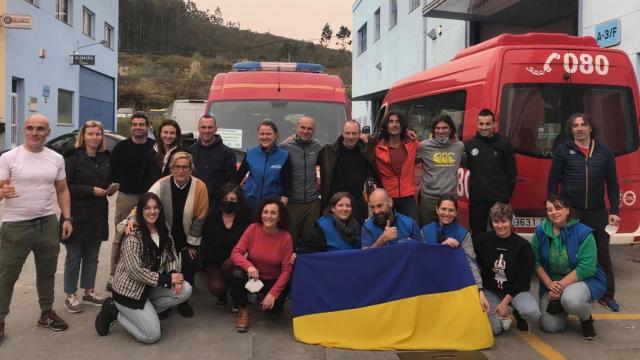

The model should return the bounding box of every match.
[1,198,640,360]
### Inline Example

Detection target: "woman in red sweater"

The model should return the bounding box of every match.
[230,198,293,333]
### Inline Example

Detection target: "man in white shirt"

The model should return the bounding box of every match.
[0,114,73,344]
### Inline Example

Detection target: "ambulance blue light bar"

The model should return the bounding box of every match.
[232,62,325,73]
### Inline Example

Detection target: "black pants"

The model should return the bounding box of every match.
[577,208,615,297]
[392,196,419,224]
[179,248,199,286]
[230,267,290,314]
[469,200,497,236]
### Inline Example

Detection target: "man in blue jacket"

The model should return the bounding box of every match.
[547,113,621,311]
[361,189,422,248]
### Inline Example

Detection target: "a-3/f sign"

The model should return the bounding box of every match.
[595,18,620,48]
[70,55,96,65]
[0,14,32,29]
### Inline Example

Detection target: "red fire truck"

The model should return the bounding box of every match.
[206,61,350,156]
[376,33,640,243]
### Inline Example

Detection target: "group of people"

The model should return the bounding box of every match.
[0,108,621,346]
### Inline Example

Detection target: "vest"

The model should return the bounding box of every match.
[535,222,607,301]
[317,215,358,251]
[422,221,468,245]
[362,212,417,245]
[243,146,289,211]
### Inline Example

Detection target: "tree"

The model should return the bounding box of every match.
[211,6,223,25]
[320,23,333,47]
[335,25,352,50]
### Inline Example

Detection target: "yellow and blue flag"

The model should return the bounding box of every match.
[292,242,494,350]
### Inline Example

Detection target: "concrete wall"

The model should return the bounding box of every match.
[4,0,118,148]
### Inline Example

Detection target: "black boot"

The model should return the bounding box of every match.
[178,300,194,318]
[95,297,118,336]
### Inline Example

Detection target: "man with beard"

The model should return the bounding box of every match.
[108,113,155,286]
[360,188,422,248]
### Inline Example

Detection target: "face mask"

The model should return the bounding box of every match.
[434,137,449,146]
[373,211,391,228]
[220,201,238,214]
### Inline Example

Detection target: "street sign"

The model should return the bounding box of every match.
[595,18,621,48]
[70,54,96,65]
[0,14,32,29]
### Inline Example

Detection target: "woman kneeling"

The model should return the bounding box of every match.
[532,195,606,340]
[95,193,191,343]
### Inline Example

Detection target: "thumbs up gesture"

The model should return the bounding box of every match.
[381,220,398,243]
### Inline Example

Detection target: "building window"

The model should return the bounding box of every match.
[374,8,381,42]
[390,0,398,29]
[410,0,421,12]
[104,23,114,48]
[56,0,70,24]
[357,23,368,55]
[58,89,73,125]
[82,7,95,37]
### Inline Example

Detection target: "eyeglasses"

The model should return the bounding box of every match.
[143,205,162,211]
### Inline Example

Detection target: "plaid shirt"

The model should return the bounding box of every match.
[112,230,180,304]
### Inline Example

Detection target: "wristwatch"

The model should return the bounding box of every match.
[62,217,74,223]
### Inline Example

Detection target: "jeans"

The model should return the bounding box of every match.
[229,267,290,314]
[484,289,541,335]
[578,208,615,297]
[539,281,592,333]
[63,240,102,294]
[392,196,419,224]
[114,282,192,344]
[0,215,59,322]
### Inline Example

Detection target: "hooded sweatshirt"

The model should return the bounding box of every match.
[418,138,465,199]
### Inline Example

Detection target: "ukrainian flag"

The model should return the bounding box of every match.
[292,242,494,350]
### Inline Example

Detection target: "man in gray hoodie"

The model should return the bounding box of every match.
[281,116,323,250]
[417,114,466,227]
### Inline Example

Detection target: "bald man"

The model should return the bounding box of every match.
[0,114,73,342]
[281,115,323,250]
[360,189,422,248]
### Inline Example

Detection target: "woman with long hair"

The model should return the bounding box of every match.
[63,120,118,313]
[201,182,252,311]
[300,192,361,253]
[230,199,293,333]
[95,193,191,343]
[140,119,183,189]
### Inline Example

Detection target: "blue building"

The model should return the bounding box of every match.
[1,0,118,150]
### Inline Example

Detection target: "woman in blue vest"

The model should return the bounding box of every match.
[236,121,292,213]
[422,195,489,312]
[532,195,605,340]
[300,192,361,253]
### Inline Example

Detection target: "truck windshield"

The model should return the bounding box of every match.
[500,84,638,158]
[209,100,348,152]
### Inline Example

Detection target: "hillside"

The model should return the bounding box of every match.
[118,0,352,110]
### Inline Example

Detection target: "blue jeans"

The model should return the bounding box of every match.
[485,289,541,335]
[392,196,419,224]
[63,240,102,294]
[539,281,592,333]
[114,282,192,344]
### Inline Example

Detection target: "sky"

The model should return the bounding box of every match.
[192,0,353,44]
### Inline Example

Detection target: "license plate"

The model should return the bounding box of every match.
[513,217,543,228]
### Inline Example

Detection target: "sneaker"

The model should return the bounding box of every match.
[95,297,118,336]
[236,307,249,333]
[230,306,240,315]
[598,296,620,312]
[581,316,597,340]
[105,281,113,293]
[513,309,530,332]
[64,294,83,314]
[216,297,228,306]
[37,310,69,331]
[177,301,194,318]
[82,291,105,306]
[158,309,170,320]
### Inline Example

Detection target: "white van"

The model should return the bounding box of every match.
[165,99,206,136]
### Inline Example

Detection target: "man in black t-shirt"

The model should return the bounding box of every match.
[319,120,379,223]
[108,113,155,281]
[473,202,540,335]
